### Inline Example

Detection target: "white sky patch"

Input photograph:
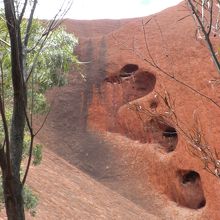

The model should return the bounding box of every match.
[0,0,183,20]
[33,0,183,20]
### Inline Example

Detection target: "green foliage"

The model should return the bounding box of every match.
[29,92,49,114]
[24,20,78,92]
[0,17,79,114]
[0,177,38,216]
[22,133,31,159]
[0,13,79,216]
[22,133,43,165]
[23,186,38,217]
[32,144,43,166]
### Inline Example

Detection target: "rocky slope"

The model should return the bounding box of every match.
[60,1,220,219]
[2,1,220,219]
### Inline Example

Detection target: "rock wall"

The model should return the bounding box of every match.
[48,2,220,219]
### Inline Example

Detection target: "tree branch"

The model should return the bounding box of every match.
[18,0,28,24]
[188,0,220,74]
[23,0,38,48]
[0,95,11,175]
[22,108,34,185]
[0,38,10,47]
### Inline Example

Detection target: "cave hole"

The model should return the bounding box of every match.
[134,71,156,92]
[119,64,139,77]
[182,171,199,184]
[147,118,178,152]
[104,75,122,84]
[150,100,158,109]
[175,170,206,209]
[161,125,178,152]
[198,199,206,209]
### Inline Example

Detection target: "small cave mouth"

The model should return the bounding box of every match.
[174,170,206,209]
[163,127,177,138]
[147,118,178,153]
[198,199,206,209]
[104,64,139,84]
[161,125,178,152]
[120,64,139,77]
[149,100,158,109]
[182,171,199,184]
[104,75,122,84]
[134,71,156,92]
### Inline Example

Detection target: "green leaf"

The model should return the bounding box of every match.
[32,144,43,166]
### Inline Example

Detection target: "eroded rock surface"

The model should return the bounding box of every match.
[7,1,220,219]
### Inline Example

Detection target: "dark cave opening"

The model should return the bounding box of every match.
[134,71,156,92]
[120,64,139,76]
[174,170,206,209]
[182,171,199,184]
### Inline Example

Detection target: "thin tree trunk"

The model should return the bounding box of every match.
[3,0,26,219]
[3,173,25,220]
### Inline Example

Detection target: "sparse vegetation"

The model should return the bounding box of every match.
[0,0,78,218]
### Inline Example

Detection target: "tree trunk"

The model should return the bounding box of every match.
[3,173,25,220]
[3,0,27,219]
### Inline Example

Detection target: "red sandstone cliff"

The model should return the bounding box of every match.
[2,1,220,219]
[61,1,220,218]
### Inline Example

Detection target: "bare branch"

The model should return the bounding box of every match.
[153,17,175,77]
[26,31,50,81]
[26,0,73,80]
[113,16,220,110]
[0,38,10,47]
[187,0,220,73]
[18,0,28,24]
[207,0,213,35]
[22,108,34,185]
[0,95,11,175]
[141,18,156,66]
[34,106,51,136]
[178,13,193,22]
[130,89,220,178]
[23,0,38,48]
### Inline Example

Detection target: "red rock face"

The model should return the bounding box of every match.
[38,1,220,219]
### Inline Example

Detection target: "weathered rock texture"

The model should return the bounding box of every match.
[60,2,220,219]
[2,1,220,219]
